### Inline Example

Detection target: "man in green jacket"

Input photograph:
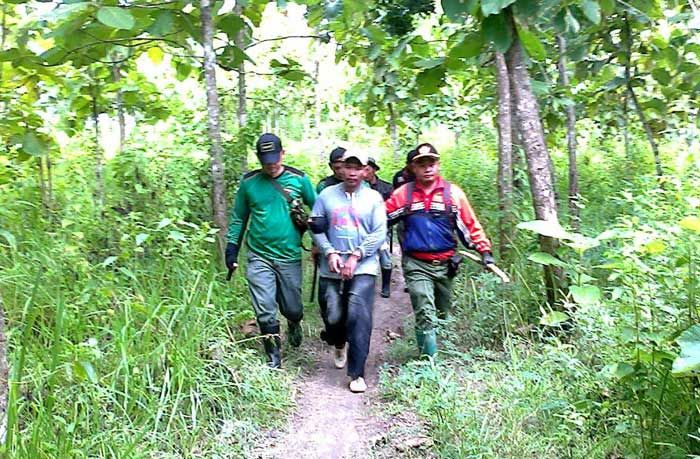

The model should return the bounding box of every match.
[226,133,316,368]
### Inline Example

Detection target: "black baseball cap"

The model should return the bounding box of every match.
[368,157,380,170]
[256,133,283,165]
[329,147,346,163]
[405,149,417,164]
[412,143,439,162]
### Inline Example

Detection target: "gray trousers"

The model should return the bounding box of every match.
[246,251,303,331]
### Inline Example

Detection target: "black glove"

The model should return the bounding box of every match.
[481,251,495,266]
[225,243,239,270]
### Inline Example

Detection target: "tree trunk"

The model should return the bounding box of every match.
[112,63,125,153]
[495,52,514,257]
[510,92,526,191]
[506,30,562,306]
[90,70,104,216]
[313,59,322,139]
[37,156,48,211]
[234,2,248,172]
[623,14,663,178]
[202,0,228,254]
[623,93,631,162]
[46,153,53,211]
[387,102,400,162]
[556,35,579,231]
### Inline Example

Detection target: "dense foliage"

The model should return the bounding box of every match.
[0,0,698,457]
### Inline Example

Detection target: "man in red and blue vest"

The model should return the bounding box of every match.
[385,143,494,356]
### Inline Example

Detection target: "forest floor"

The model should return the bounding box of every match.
[253,259,436,459]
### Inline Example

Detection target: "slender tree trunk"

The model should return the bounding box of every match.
[623,93,631,162]
[90,70,104,216]
[556,35,579,231]
[201,0,228,253]
[46,153,53,211]
[387,102,400,162]
[511,92,526,191]
[234,3,248,172]
[111,63,125,153]
[495,52,514,257]
[623,14,663,178]
[506,29,563,306]
[313,59,322,139]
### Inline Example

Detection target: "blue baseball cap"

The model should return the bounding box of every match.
[256,133,283,165]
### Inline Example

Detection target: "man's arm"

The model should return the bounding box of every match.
[225,181,250,268]
[452,186,492,254]
[385,185,408,226]
[301,174,317,208]
[309,195,335,256]
[357,192,388,259]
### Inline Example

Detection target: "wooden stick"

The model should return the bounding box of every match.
[458,250,511,283]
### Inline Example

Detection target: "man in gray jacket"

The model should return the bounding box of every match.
[310,150,387,393]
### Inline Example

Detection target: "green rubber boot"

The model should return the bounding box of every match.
[415,329,437,357]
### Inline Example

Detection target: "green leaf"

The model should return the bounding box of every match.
[482,14,513,53]
[599,0,615,14]
[442,0,478,21]
[517,26,545,60]
[565,8,580,33]
[528,252,569,268]
[415,65,446,95]
[135,233,149,246]
[517,220,573,239]
[580,0,601,24]
[679,216,700,232]
[102,256,117,267]
[218,13,245,37]
[96,6,135,30]
[279,70,306,81]
[168,230,186,242]
[601,362,635,380]
[148,10,174,36]
[22,132,48,156]
[413,57,445,69]
[449,32,484,59]
[176,62,191,81]
[643,239,665,254]
[481,0,517,17]
[570,285,601,305]
[540,311,569,326]
[672,325,700,375]
[0,229,16,251]
[157,218,173,229]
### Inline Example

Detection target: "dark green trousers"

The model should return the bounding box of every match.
[403,257,453,333]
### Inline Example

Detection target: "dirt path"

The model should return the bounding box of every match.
[255,269,412,459]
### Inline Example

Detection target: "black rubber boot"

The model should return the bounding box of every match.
[380,268,392,298]
[288,320,302,348]
[261,324,282,369]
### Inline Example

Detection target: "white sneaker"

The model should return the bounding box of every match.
[334,345,347,369]
[349,377,367,393]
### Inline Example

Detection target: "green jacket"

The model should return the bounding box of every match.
[227,166,316,262]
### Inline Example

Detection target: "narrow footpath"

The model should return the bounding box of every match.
[254,265,423,458]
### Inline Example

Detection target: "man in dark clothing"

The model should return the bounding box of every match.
[366,157,394,298]
[316,146,346,193]
[226,133,316,368]
[392,149,417,190]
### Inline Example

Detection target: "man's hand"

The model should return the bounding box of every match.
[340,252,360,280]
[328,253,344,273]
[481,251,495,266]
[225,243,239,270]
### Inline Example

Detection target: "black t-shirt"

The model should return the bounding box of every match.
[370,178,393,201]
[392,167,415,190]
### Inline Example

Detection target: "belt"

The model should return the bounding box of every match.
[409,256,449,266]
